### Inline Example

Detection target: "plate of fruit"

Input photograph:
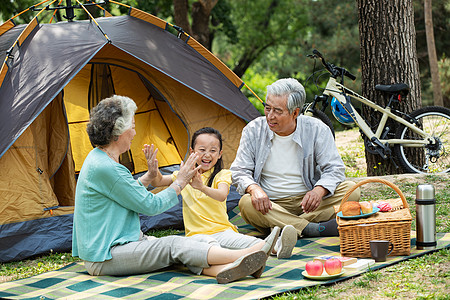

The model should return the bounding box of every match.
[302,259,345,280]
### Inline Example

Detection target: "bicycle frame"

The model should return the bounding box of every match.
[323,77,431,147]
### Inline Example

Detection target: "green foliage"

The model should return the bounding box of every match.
[235,0,362,99]
[413,0,450,106]
[232,0,363,125]
[272,286,321,300]
[0,0,36,23]
[242,68,278,115]
[212,0,309,76]
[211,1,237,45]
[0,0,173,24]
[353,278,370,288]
[414,0,450,66]
[2,0,448,110]
[144,228,183,237]
[362,269,382,281]
[421,54,450,107]
[133,0,173,18]
[301,0,361,98]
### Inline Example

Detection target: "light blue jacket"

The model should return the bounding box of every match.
[72,148,178,262]
[231,115,345,198]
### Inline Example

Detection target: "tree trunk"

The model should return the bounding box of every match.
[173,0,217,50]
[357,0,421,176]
[191,1,213,48]
[424,0,443,107]
[173,0,192,35]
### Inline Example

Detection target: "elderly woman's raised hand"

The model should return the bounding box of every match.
[143,144,159,179]
[140,145,199,194]
[175,152,201,188]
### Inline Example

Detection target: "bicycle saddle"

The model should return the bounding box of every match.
[375,83,409,96]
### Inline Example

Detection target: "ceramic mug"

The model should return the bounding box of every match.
[370,240,394,262]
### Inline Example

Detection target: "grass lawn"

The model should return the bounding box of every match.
[1,128,449,299]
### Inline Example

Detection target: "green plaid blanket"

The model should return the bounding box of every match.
[1,208,449,300]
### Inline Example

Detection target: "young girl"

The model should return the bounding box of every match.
[149,127,296,259]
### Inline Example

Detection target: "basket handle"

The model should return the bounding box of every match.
[338,178,409,211]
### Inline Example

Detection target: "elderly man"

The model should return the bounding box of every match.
[231,78,359,258]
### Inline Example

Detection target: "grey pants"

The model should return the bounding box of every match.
[193,229,262,249]
[84,232,214,276]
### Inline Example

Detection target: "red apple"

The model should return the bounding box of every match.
[305,260,323,276]
[324,258,343,275]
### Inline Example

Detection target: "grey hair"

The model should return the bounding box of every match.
[87,95,137,146]
[112,95,137,136]
[266,78,306,114]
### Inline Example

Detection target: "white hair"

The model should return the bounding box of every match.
[112,95,137,136]
[266,78,306,114]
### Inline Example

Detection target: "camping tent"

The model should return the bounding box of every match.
[0,6,260,262]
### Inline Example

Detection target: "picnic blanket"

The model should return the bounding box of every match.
[1,208,449,300]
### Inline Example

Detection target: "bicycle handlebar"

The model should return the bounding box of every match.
[312,49,356,81]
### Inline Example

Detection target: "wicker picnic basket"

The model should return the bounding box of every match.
[336,178,412,258]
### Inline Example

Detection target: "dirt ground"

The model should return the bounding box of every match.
[335,128,362,151]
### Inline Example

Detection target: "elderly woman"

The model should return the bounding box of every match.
[72,95,280,284]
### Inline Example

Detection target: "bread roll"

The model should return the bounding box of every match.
[341,201,361,216]
[360,201,373,214]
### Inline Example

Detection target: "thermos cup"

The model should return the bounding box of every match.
[415,184,436,250]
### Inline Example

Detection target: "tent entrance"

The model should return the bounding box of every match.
[65,59,188,175]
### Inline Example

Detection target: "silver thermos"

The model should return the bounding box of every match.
[415,184,436,250]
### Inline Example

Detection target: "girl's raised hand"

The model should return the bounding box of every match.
[189,170,204,191]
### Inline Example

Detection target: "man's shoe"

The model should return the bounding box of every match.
[261,226,281,256]
[275,225,297,259]
[216,250,267,284]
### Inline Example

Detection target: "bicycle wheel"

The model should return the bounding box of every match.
[394,106,450,174]
[308,108,335,139]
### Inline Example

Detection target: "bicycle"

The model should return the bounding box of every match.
[302,49,450,174]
